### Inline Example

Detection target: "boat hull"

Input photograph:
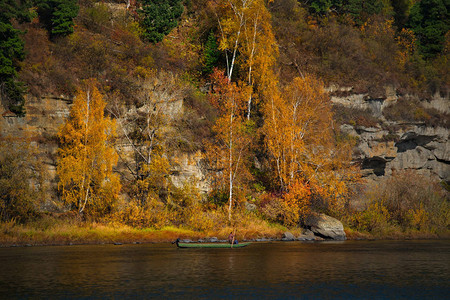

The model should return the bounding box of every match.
[177,242,251,248]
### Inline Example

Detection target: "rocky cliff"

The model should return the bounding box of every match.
[1,85,448,210]
[331,86,449,184]
[0,91,209,206]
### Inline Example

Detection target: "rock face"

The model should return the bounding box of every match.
[333,88,449,184]
[1,85,448,214]
[0,95,73,206]
[0,93,210,209]
[304,213,347,240]
[344,124,450,182]
[169,151,210,194]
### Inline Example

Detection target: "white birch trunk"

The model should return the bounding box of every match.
[228,109,234,221]
[80,89,91,213]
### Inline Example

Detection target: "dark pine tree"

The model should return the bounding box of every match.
[408,0,449,59]
[137,0,184,43]
[343,0,385,25]
[202,31,219,75]
[37,0,79,39]
[0,0,32,116]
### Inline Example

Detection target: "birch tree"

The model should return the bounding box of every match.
[206,69,252,221]
[263,76,358,218]
[214,0,278,119]
[57,80,120,215]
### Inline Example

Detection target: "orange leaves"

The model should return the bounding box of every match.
[282,179,312,225]
[264,75,331,190]
[206,69,253,221]
[57,80,120,216]
[263,75,359,220]
[396,28,417,68]
[209,68,250,118]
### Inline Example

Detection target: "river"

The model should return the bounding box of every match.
[0,240,449,299]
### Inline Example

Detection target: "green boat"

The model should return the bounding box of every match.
[174,239,251,248]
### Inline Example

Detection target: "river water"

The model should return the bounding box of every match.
[0,240,449,299]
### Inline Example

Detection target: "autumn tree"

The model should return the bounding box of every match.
[263,76,358,223]
[396,27,417,70]
[57,80,120,216]
[214,0,278,119]
[206,69,252,221]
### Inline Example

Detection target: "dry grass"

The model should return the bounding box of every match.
[2,217,447,246]
[0,213,293,247]
[0,219,199,247]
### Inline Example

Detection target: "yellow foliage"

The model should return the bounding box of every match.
[396,28,417,68]
[215,0,278,117]
[350,201,391,233]
[263,75,359,220]
[408,204,429,231]
[282,180,312,225]
[206,69,253,221]
[57,80,121,216]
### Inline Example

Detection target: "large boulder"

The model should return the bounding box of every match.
[282,231,295,241]
[304,213,346,240]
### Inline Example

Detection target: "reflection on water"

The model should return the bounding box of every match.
[0,240,449,299]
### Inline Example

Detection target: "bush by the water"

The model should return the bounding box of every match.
[0,140,46,223]
[347,170,449,236]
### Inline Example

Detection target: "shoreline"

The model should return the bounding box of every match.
[1,229,448,248]
[2,237,449,248]
[1,216,448,248]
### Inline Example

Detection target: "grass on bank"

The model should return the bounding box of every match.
[1,215,448,247]
[0,214,291,247]
[2,214,448,247]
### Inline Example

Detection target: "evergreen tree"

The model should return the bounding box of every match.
[344,0,385,24]
[408,0,449,58]
[0,22,24,99]
[137,0,184,43]
[202,31,219,75]
[0,0,33,23]
[37,0,79,39]
[0,0,31,116]
[308,0,343,16]
[391,0,413,28]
